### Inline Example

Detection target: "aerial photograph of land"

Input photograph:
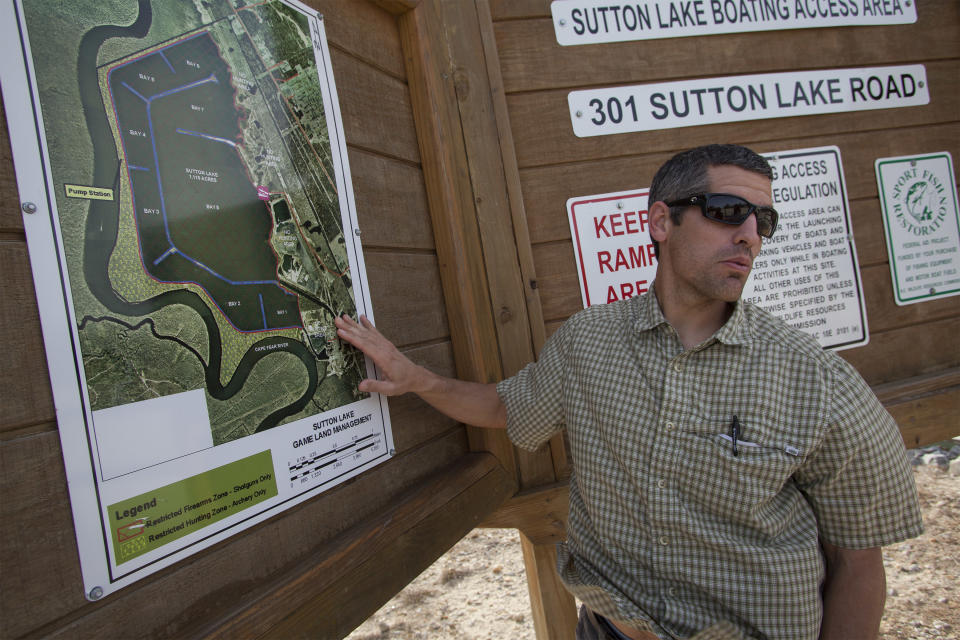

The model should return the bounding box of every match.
[22,0,367,443]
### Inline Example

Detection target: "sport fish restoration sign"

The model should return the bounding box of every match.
[876,152,960,306]
[551,0,917,45]
[568,147,867,350]
[569,65,928,136]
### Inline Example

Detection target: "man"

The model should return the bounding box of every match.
[335,144,922,639]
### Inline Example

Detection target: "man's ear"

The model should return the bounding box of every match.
[648,200,671,244]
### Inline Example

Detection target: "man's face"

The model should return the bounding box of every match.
[657,165,772,304]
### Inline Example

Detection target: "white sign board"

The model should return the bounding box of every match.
[567,146,868,350]
[569,65,929,136]
[551,0,917,46]
[875,152,960,305]
[744,147,868,350]
[1,0,393,599]
[568,190,656,306]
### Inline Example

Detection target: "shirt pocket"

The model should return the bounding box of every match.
[676,420,805,535]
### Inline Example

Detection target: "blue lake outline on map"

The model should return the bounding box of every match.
[107,30,301,333]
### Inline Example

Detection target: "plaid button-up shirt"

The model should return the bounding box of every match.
[498,289,922,639]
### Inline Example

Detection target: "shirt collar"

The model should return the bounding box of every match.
[633,285,669,332]
[713,297,752,345]
[633,283,753,346]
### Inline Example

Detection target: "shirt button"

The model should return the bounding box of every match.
[659,536,669,546]
[673,361,682,372]
[657,479,666,489]
[665,421,674,431]
[668,587,677,597]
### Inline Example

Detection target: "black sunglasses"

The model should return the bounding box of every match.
[665,193,778,238]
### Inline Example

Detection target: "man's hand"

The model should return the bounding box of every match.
[335,314,507,429]
[335,314,428,396]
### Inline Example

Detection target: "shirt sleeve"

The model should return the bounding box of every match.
[793,356,924,549]
[496,323,569,452]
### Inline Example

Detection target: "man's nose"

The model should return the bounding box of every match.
[733,212,762,248]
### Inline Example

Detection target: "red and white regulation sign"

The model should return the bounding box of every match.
[567,189,657,307]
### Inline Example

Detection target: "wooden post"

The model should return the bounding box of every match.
[397,0,519,479]
[408,1,582,637]
[520,532,578,640]
[400,1,582,637]
[482,483,576,640]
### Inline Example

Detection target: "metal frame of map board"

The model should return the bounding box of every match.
[0,0,394,599]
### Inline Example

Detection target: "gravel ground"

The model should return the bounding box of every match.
[880,466,958,639]
[346,465,958,639]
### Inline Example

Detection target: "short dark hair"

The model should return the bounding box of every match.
[649,144,773,258]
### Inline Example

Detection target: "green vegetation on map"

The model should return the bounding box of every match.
[23,0,367,443]
[78,317,206,408]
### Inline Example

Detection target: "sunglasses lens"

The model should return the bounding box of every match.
[755,208,777,238]
[704,195,751,224]
[703,195,777,238]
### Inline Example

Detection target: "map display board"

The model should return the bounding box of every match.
[0,0,393,598]
[567,147,868,350]
[875,152,960,305]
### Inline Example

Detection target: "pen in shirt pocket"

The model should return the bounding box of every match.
[719,416,803,458]
[730,414,740,457]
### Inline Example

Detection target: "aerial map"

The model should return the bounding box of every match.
[5,0,393,595]
[22,0,366,443]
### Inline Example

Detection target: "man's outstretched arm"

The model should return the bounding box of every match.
[335,314,507,429]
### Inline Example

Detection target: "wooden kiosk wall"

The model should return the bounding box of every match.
[1,0,958,638]
[486,0,960,445]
